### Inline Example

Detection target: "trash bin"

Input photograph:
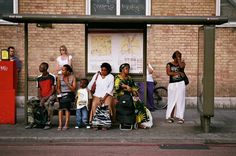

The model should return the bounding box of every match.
[0,61,17,124]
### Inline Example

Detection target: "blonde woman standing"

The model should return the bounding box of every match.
[56,45,73,75]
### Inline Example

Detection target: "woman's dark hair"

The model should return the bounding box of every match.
[101,62,112,74]
[119,63,130,72]
[63,64,73,73]
[172,50,181,59]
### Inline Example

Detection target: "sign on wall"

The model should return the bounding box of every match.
[87,32,143,74]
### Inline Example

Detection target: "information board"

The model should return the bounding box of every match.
[87,32,143,74]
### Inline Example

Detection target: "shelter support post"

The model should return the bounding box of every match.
[198,25,215,133]
[24,23,29,125]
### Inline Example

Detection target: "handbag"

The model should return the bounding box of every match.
[60,92,75,103]
[91,71,100,94]
[92,104,112,128]
[182,72,189,85]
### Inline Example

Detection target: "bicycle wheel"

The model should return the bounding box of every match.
[153,87,167,110]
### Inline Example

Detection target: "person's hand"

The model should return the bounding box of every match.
[126,85,132,92]
[99,97,104,105]
[177,72,185,77]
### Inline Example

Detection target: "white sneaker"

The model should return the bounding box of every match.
[86,125,91,129]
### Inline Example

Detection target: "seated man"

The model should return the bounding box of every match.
[36,62,56,130]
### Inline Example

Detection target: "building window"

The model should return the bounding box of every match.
[0,0,18,25]
[86,0,151,16]
[216,0,236,26]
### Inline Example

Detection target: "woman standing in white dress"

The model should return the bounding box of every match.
[166,50,186,124]
[56,45,72,75]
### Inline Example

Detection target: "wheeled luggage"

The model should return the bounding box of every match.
[116,94,136,130]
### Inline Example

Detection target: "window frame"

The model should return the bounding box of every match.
[86,0,151,16]
[216,0,236,27]
[0,0,18,25]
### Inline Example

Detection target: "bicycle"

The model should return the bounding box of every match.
[153,81,168,110]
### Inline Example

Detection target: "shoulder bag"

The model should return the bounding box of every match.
[91,71,100,94]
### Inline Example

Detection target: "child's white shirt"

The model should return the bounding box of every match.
[76,88,92,110]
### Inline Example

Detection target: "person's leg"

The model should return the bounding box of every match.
[175,81,186,122]
[138,82,144,102]
[44,97,53,125]
[166,83,178,121]
[64,110,70,129]
[81,107,88,127]
[104,95,113,116]
[89,97,100,123]
[111,98,117,123]
[76,109,82,127]
[147,81,155,110]
[58,110,63,129]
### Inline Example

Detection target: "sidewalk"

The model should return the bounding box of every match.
[0,108,235,144]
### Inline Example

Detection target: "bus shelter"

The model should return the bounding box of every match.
[3,14,228,132]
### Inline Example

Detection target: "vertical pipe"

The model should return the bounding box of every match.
[143,25,147,106]
[202,25,215,132]
[24,23,28,124]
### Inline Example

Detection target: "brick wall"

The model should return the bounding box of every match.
[0,0,235,99]
[215,28,236,97]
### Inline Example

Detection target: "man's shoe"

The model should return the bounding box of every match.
[25,124,33,129]
[43,125,51,130]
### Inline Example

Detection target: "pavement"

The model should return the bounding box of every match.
[0,108,236,144]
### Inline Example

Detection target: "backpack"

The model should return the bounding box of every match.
[33,106,48,128]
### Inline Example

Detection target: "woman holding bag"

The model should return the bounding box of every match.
[87,62,114,130]
[166,50,187,124]
[57,64,77,130]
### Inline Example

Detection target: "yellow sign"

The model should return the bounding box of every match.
[1,49,10,61]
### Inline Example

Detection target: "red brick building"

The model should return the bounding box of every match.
[0,0,235,108]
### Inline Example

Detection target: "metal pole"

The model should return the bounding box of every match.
[24,23,28,125]
[143,25,147,109]
[202,25,215,133]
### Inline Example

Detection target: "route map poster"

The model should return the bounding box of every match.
[87,33,143,74]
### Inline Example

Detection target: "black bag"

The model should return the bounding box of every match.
[116,94,136,125]
[33,106,48,128]
[60,92,75,104]
[182,72,189,85]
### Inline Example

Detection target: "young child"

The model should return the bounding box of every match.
[75,78,92,129]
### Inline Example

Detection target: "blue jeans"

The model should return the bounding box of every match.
[76,106,88,127]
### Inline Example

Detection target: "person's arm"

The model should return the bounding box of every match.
[106,75,114,96]
[64,75,77,92]
[166,63,182,77]
[57,76,61,94]
[68,55,73,68]
[87,73,97,90]
[147,63,153,74]
[114,76,122,91]
[37,88,42,100]
[56,57,61,72]
[177,59,185,69]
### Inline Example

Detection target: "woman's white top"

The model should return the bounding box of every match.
[56,55,72,74]
[87,73,114,98]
